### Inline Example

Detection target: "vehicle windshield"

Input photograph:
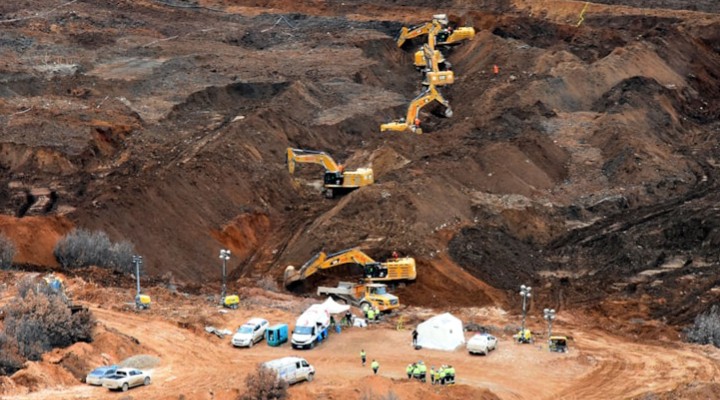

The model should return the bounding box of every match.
[238,325,254,334]
[90,368,111,376]
[294,326,313,335]
[370,286,387,295]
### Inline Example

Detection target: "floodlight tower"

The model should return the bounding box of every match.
[519,284,532,334]
[219,249,231,302]
[133,255,150,309]
[133,255,143,297]
[544,308,557,342]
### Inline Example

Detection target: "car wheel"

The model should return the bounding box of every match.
[144,377,151,386]
[307,373,314,382]
[122,383,129,392]
[249,339,254,348]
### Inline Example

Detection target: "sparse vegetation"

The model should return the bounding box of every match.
[0,234,16,270]
[0,277,95,375]
[0,333,24,376]
[53,229,135,273]
[238,365,288,400]
[685,305,720,348]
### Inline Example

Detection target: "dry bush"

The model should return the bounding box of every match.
[3,290,95,362]
[685,305,720,347]
[0,333,24,376]
[0,234,15,270]
[238,365,288,400]
[53,229,134,274]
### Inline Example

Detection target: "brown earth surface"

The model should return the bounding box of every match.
[2,0,720,398]
[2,276,720,400]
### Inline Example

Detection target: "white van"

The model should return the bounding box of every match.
[263,357,315,384]
[291,305,330,349]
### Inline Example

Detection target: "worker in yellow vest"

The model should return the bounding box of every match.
[360,349,366,366]
[418,362,427,382]
[446,365,456,384]
[406,363,414,379]
[367,308,376,322]
[371,359,380,375]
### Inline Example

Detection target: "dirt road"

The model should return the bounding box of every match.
[9,301,719,400]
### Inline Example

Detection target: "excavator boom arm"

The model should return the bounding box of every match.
[287,148,341,174]
[396,22,432,47]
[406,85,444,122]
[285,248,376,286]
[284,249,418,286]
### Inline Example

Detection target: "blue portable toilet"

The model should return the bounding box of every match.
[266,324,289,347]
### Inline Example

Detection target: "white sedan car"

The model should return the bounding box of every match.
[467,333,498,355]
[232,318,269,347]
[101,368,151,391]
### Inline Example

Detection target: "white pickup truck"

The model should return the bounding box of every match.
[101,368,151,392]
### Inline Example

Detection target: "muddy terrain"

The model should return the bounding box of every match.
[2,0,720,398]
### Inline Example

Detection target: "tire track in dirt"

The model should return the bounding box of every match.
[554,329,720,399]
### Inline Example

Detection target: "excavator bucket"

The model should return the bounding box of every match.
[441,27,475,45]
[284,265,299,287]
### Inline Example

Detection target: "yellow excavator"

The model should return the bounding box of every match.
[380,83,453,134]
[286,148,374,198]
[396,14,476,49]
[284,248,417,287]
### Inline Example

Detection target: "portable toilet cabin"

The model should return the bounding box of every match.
[266,323,289,347]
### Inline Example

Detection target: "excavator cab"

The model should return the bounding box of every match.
[549,336,568,353]
[323,171,344,186]
[364,262,389,279]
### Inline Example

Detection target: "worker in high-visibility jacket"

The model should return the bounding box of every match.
[367,308,376,322]
[438,365,447,385]
[412,363,422,380]
[371,359,380,375]
[418,362,427,382]
[433,367,440,385]
[406,363,414,379]
[446,365,456,384]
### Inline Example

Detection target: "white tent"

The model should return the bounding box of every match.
[416,312,465,351]
[321,297,351,314]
